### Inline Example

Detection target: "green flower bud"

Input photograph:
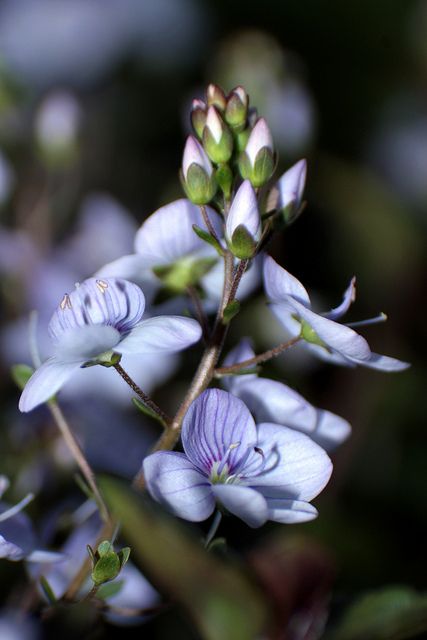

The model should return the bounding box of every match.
[182,136,217,204]
[190,99,207,139]
[206,84,227,111]
[225,86,248,131]
[202,106,233,164]
[238,118,275,187]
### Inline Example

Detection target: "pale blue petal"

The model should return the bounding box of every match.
[323,276,356,320]
[182,389,257,476]
[0,535,24,560]
[134,199,222,267]
[26,550,64,563]
[54,325,121,361]
[236,377,317,431]
[48,278,145,339]
[313,410,352,450]
[116,316,201,354]
[95,254,160,302]
[211,484,269,528]
[350,352,411,372]
[279,297,372,361]
[249,423,332,502]
[143,452,215,522]
[269,301,302,337]
[263,255,310,305]
[19,358,83,412]
[226,180,261,241]
[266,498,318,524]
[221,339,257,392]
[276,159,307,211]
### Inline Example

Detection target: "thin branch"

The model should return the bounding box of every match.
[187,285,210,342]
[228,259,248,305]
[199,204,222,245]
[113,363,171,425]
[48,401,110,523]
[215,336,301,375]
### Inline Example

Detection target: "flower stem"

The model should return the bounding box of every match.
[200,204,222,246]
[132,249,243,490]
[48,400,110,523]
[205,510,222,548]
[113,363,171,425]
[215,336,300,375]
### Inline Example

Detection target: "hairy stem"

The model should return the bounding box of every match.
[113,363,171,425]
[48,401,110,523]
[200,204,222,245]
[215,336,300,375]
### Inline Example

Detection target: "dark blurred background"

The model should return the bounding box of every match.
[0,0,425,638]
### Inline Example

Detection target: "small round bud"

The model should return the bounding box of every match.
[202,106,233,163]
[190,99,207,139]
[225,86,249,130]
[182,136,217,204]
[206,84,227,111]
[238,117,275,187]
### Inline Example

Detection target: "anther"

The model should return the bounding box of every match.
[96,279,109,293]
[60,293,72,310]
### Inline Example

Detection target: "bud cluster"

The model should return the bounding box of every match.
[181,83,307,259]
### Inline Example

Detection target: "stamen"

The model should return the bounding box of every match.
[60,293,72,310]
[346,312,387,328]
[96,279,109,293]
[217,442,240,476]
[0,492,34,523]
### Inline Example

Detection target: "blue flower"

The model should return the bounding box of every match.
[19,277,202,412]
[143,389,332,528]
[222,339,351,451]
[0,476,61,562]
[263,255,410,371]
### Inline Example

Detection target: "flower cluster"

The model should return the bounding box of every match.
[13,82,410,621]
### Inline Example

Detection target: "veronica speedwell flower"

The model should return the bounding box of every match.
[263,255,410,371]
[144,389,332,528]
[19,277,202,412]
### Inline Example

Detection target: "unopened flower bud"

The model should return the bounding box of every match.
[182,136,217,204]
[35,90,81,167]
[206,84,227,111]
[238,118,275,187]
[225,86,248,130]
[202,106,233,163]
[276,159,307,222]
[190,99,207,139]
[226,180,261,259]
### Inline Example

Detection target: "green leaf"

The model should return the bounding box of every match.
[11,364,34,390]
[192,224,224,256]
[132,397,167,428]
[222,299,240,324]
[91,551,121,586]
[96,580,125,601]
[328,586,427,640]
[230,224,256,259]
[100,477,267,640]
[118,546,131,569]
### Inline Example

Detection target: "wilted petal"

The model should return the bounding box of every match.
[225,180,261,242]
[19,358,83,412]
[323,277,356,320]
[263,255,310,306]
[276,159,307,211]
[250,423,332,502]
[211,484,269,528]
[265,498,318,524]
[182,389,258,475]
[134,199,222,268]
[143,452,215,522]
[116,316,201,354]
